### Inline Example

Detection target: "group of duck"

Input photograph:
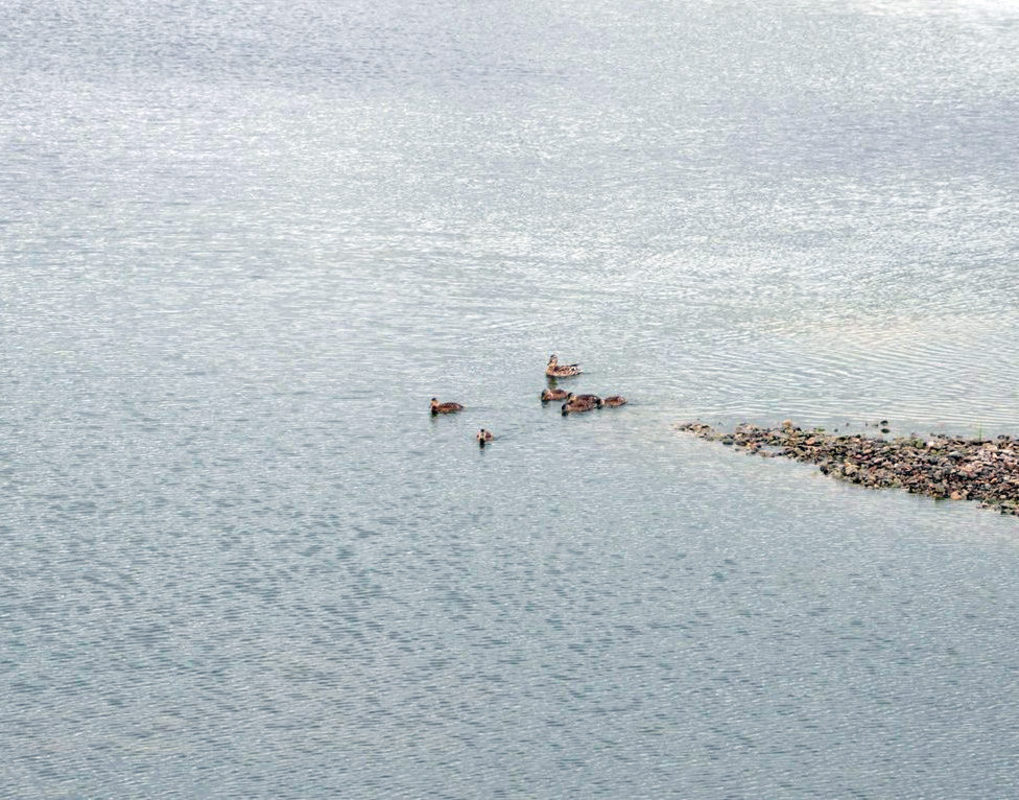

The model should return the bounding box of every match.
[430,354,628,447]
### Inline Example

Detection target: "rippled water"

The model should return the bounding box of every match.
[3,0,1019,797]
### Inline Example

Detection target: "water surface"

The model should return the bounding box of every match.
[3,0,1019,797]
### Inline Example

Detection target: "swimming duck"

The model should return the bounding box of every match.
[567,393,603,408]
[476,428,494,446]
[541,387,570,403]
[561,395,599,415]
[603,395,627,407]
[430,398,464,415]
[545,354,582,378]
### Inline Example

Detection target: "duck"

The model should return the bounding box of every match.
[603,395,627,407]
[567,392,602,408]
[430,398,464,415]
[545,354,582,378]
[541,387,570,403]
[561,395,599,415]
[476,428,494,446]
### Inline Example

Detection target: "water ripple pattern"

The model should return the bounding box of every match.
[2,0,1019,798]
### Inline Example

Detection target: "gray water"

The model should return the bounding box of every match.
[3,0,1019,797]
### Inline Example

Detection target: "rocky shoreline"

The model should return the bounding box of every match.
[676,420,1019,516]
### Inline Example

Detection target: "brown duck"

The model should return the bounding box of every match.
[430,398,464,415]
[545,354,582,378]
[603,395,627,407]
[561,395,599,415]
[541,388,570,403]
[567,393,602,408]
[476,428,494,446]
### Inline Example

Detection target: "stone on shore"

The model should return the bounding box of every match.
[675,421,1019,516]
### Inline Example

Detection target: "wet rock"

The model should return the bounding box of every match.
[677,420,1019,517]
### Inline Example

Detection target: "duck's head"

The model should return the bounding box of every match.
[547,354,558,365]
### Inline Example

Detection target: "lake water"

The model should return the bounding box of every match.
[3,0,1019,797]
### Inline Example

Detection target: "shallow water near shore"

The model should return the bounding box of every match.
[4,0,1019,797]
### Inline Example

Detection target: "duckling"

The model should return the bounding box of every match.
[603,395,627,407]
[476,428,494,446]
[541,387,569,403]
[561,396,598,415]
[545,354,582,378]
[430,398,464,415]
[567,392,603,408]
